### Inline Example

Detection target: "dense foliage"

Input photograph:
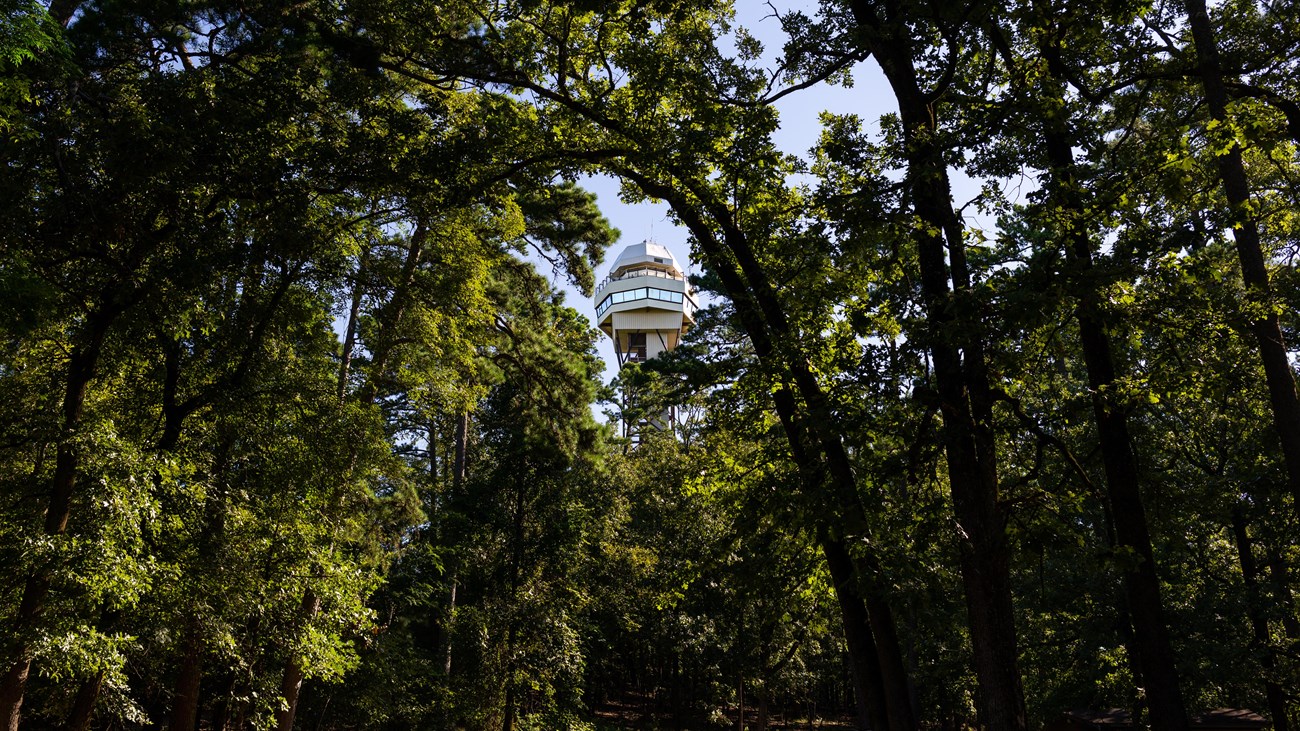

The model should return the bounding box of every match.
[3,0,1300,730]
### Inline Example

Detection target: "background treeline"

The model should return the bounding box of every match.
[3,0,1300,730]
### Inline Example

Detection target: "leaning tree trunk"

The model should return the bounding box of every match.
[1184,0,1300,520]
[1041,121,1189,731]
[847,11,1028,726]
[713,246,916,731]
[822,537,891,731]
[620,168,918,731]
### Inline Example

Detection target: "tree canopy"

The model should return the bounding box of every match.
[2,1,1300,730]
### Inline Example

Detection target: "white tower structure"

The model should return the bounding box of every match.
[594,241,696,436]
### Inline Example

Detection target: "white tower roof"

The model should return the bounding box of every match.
[610,241,684,276]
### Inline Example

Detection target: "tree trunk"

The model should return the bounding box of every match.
[162,440,234,731]
[1231,504,1291,731]
[276,658,307,731]
[431,413,467,680]
[454,411,469,490]
[618,167,918,731]
[357,225,425,405]
[737,675,745,731]
[908,117,1025,731]
[275,591,321,731]
[337,259,366,401]
[822,538,889,731]
[442,576,457,676]
[0,306,117,731]
[501,618,519,731]
[844,11,1027,726]
[210,672,239,731]
[62,670,103,731]
[1184,0,1300,519]
[1040,123,1189,731]
[169,618,205,731]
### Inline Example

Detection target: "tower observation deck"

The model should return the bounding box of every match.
[594,241,696,436]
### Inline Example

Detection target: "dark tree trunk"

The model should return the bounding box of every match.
[613,165,917,731]
[442,576,457,676]
[62,671,103,731]
[822,538,890,731]
[454,412,469,490]
[502,681,516,731]
[1231,505,1291,731]
[736,674,744,731]
[210,672,239,731]
[1184,0,1300,519]
[337,261,366,401]
[1040,125,1189,731]
[169,618,205,731]
[358,226,425,405]
[843,7,1027,727]
[861,580,915,731]
[276,658,307,731]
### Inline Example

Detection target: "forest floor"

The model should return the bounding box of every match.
[591,695,857,730]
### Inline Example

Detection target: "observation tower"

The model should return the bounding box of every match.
[593,241,696,435]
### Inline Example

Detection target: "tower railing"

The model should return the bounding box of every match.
[595,266,684,292]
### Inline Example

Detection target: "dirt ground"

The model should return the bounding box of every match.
[591,696,858,730]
